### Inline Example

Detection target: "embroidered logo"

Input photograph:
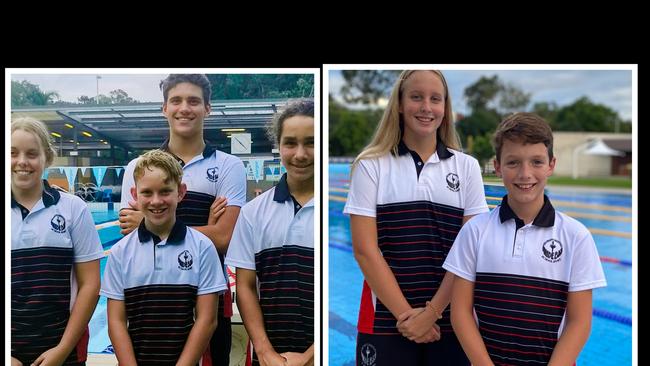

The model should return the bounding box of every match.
[178,250,193,270]
[542,239,563,263]
[206,167,219,182]
[50,214,66,233]
[360,343,377,366]
[446,173,460,192]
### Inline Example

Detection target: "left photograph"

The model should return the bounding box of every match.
[8,70,319,366]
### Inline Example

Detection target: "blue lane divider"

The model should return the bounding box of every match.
[593,308,632,326]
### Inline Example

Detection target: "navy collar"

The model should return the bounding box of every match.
[499,194,555,228]
[137,218,187,245]
[11,179,61,208]
[273,173,291,202]
[396,135,454,160]
[160,139,216,166]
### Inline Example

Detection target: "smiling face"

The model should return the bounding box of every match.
[131,166,186,233]
[495,138,555,213]
[162,82,211,139]
[11,129,47,195]
[280,115,315,187]
[399,71,446,141]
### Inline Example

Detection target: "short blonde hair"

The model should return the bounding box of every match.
[133,150,183,186]
[11,117,57,166]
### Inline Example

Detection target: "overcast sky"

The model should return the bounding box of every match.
[10,73,167,103]
[9,68,634,121]
[328,68,634,121]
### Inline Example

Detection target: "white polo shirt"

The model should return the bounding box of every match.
[11,180,104,364]
[344,140,488,336]
[120,140,246,317]
[101,219,226,364]
[443,195,606,365]
[226,173,314,359]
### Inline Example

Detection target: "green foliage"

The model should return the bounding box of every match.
[77,90,139,105]
[207,74,314,100]
[464,75,502,111]
[469,133,495,172]
[11,80,60,107]
[329,96,381,157]
[456,109,500,147]
[553,96,624,132]
[340,70,400,105]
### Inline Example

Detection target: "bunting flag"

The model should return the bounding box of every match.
[115,167,124,180]
[92,167,108,187]
[80,167,89,177]
[63,167,79,192]
[42,168,50,180]
[250,159,265,183]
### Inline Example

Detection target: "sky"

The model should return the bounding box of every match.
[10,73,166,103]
[327,68,634,121]
[9,68,634,121]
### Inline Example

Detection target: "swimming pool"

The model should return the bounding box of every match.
[87,206,121,354]
[328,163,633,366]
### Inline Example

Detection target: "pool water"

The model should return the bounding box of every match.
[329,163,633,366]
[88,208,121,354]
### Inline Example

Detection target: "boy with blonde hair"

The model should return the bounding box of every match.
[102,150,226,365]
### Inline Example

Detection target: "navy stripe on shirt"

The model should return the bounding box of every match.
[253,245,314,361]
[124,284,198,364]
[373,200,464,334]
[11,246,83,365]
[475,272,568,365]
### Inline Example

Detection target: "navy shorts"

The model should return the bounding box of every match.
[356,332,469,366]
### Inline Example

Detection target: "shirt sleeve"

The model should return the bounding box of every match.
[463,155,489,217]
[443,218,480,282]
[224,207,256,270]
[343,159,379,217]
[119,158,138,210]
[568,229,607,292]
[69,196,104,263]
[217,155,247,208]
[198,235,228,295]
[100,243,125,300]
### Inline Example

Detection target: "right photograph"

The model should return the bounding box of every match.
[326,66,635,366]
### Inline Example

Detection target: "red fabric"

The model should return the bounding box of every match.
[201,344,213,366]
[76,326,89,362]
[357,281,376,333]
[224,287,233,317]
[246,341,253,366]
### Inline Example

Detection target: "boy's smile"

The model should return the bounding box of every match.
[131,166,186,237]
[495,139,555,222]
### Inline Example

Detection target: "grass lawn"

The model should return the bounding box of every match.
[482,175,632,189]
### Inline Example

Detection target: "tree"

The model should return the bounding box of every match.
[329,95,381,157]
[339,70,400,105]
[78,95,94,104]
[207,74,314,100]
[109,89,138,104]
[11,80,60,107]
[554,96,623,132]
[464,75,502,112]
[455,109,500,148]
[531,101,559,128]
[470,134,496,173]
[499,83,531,114]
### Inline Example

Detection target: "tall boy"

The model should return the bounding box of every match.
[443,113,606,366]
[102,150,226,365]
[119,74,246,364]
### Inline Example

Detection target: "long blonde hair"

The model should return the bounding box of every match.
[352,70,461,169]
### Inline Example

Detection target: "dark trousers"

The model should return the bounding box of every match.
[356,332,469,366]
[209,314,232,366]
